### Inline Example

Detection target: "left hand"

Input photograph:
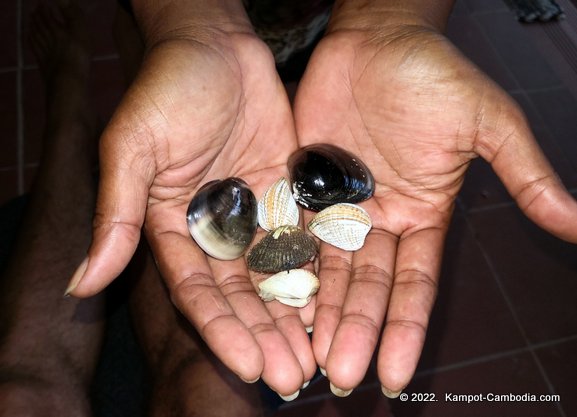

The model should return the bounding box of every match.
[293,24,577,395]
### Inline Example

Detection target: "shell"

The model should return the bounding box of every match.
[257,177,299,231]
[288,144,374,211]
[186,178,258,260]
[307,203,372,251]
[258,269,320,307]
[247,225,317,273]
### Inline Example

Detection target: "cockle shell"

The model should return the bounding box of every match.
[186,178,258,260]
[258,177,299,231]
[258,269,320,307]
[288,144,375,211]
[247,225,317,273]
[307,203,372,251]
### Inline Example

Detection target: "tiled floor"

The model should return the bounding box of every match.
[1,0,576,416]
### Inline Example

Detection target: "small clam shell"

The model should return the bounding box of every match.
[186,178,258,260]
[288,144,375,211]
[258,269,320,307]
[307,203,372,251]
[258,177,299,231]
[247,225,317,273]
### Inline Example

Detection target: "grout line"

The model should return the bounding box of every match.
[463,214,568,416]
[279,334,577,410]
[413,333,577,379]
[16,0,24,195]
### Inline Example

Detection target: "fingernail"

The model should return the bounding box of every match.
[278,390,300,402]
[330,382,353,397]
[319,367,327,377]
[302,380,310,389]
[64,257,89,296]
[241,376,260,384]
[381,386,402,399]
[305,325,314,333]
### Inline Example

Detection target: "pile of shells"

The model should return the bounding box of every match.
[186,144,375,307]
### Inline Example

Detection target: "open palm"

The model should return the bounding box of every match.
[294,27,577,394]
[71,34,314,395]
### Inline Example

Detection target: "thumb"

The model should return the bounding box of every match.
[477,102,577,244]
[65,129,155,296]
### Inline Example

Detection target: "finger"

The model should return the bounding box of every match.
[263,296,318,383]
[477,105,577,243]
[377,226,445,395]
[209,258,305,397]
[67,129,154,297]
[325,229,396,394]
[149,227,265,383]
[311,242,353,371]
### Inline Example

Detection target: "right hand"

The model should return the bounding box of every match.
[66,32,316,396]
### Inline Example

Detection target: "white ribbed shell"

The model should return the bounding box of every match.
[308,203,372,251]
[258,269,319,308]
[257,177,299,231]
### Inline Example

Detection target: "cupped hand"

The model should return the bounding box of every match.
[67,33,315,395]
[294,26,577,395]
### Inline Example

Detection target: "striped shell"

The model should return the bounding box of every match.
[307,203,372,251]
[247,225,317,273]
[258,177,299,231]
[258,269,320,307]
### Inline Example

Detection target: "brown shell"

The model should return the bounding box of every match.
[247,225,318,273]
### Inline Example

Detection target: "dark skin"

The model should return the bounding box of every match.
[294,22,577,395]
[67,0,577,398]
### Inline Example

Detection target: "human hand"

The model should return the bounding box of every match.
[65,2,315,396]
[294,2,577,396]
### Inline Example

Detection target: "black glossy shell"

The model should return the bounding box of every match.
[288,144,374,212]
[186,178,258,260]
[247,225,318,273]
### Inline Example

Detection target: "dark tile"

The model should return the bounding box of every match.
[276,386,393,417]
[468,206,577,343]
[0,169,18,207]
[0,72,18,168]
[419,214,525,369]
[447,15,519,91]
[0,1,17,68]
[528,88,577,175]
[506,93,577,188]
[393,353,561,417]
[450,0,470,17]
[458,158,512,210]
[475,11,562,90]
[462,0,510,14]
[536,338,577,417]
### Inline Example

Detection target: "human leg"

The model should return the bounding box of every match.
[0,3,104,416]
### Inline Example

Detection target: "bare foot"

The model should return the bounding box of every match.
[0,2,104,416]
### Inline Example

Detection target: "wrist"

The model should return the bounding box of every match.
[131,0,254,47]
[327,0,455,35]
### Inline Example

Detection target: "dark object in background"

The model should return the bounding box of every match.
[504,0,565,22]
